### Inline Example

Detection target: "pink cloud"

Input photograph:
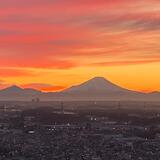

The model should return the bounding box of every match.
[0,0,159,71]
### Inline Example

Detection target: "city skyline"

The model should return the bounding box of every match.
[0,0,160,92]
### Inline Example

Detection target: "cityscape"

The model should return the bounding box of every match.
[0,101,160,159]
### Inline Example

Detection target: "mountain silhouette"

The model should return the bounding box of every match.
[61,77,144,100]
[63,77,132,93]
[1,85,23,93]
[0,85,42,101]
[0,85,41,94]
[0,77,159,101]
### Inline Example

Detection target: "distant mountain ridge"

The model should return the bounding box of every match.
[0,85,42,101]
[0,85,41,94]
[0,77,159,101]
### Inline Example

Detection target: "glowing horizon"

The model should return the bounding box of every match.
[0,0,160,92]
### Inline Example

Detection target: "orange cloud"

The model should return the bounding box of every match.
[22,83,66,92]
[90,59,160,67]
[0,68,36,77]
[0,59,77,69]
[0,80,11,90]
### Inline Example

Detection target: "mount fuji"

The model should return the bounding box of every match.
[61,77,144,100]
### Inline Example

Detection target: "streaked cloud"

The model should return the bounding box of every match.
[0,80,13,90]
[90,59,160,67]
[22,83,65,92]
[0,68,37,77]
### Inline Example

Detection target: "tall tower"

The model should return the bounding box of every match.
[3,104,7,117]
[61,102,64,114]
[4,104,7,113]
[118,101,121,110]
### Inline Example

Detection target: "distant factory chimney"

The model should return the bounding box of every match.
[31,98,40,103]
[35,98,40,103]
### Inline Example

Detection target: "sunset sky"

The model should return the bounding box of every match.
[0,0,160,92]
